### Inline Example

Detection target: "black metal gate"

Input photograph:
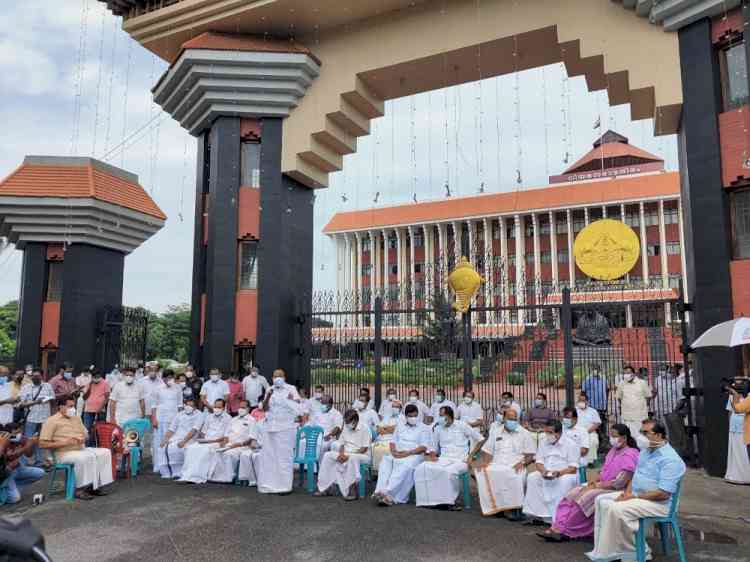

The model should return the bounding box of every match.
[97,306,150,371]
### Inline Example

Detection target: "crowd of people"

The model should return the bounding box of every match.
[1,359,746,561]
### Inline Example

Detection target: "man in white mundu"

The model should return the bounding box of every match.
[158,398,203,479]
[256,369,302,494]
[307,395,343,461]
[39,397,113,500]
[415,405,482,508]
[180,398,232,484]
[523,420,580,523]
[372,403,431,506]
[237,426,263,486]
[150,370,183,475]
[372,400,402,472]
[210,400,259,482]
[472,408,536,519]
[314,409,372,500]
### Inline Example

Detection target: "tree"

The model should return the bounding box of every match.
[422,293,458,350]
[146,304,191,362]
[0,301,18,359]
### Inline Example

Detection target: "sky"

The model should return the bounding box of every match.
[0,0,679,312]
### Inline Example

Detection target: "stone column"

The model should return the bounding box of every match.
[500,216,509,314]
[483,217,492,321]
[677,201,688,300]
[532,213,541,319]
[408,226,417,322]
[396,228,404,307]
[452,221,462,266]
[355,231,363,323]
[467,220,475,262]
[437,223,446,295]
[639,202,649,282]
[566,209,575,289]
[658,200,669,288]
[549,211,559,285]
[602,205,607,218]
[515,214,525,324]
[584,207,590,226]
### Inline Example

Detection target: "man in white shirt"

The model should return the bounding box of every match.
[158,398,203,478]
[200,369,230,412]
[18,370,55,466]
[373,399,402,472]
[74,367,92,416]
[353,387,375,411]
[150,371,183,475]
[378,388,399,421]
[652,364,686,421]
[373,404,431,506]
[501,392,523,418]
[427,388,457,425]
[616,366,652,438]
[139,365,163,420]
[309,384,326,416]
[180,398,232,484]
[315,408,372,500]
[308,395,343,460]
[415,405,482,508]
[109,368,145,427]
[457,390,484,429]
[523,420,580,523]
[0,369,15,425]
[241,367,269,408]
[210,400,259,483]
[576,392,602,465]
[406,389,430,424]
[562,407,590,469]
[353,395,380,432]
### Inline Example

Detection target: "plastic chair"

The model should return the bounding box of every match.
[122,418,151,477]
[579,466,588,484]
[459,471,472,509]
[95,422,126,480]
[0,475,11,505]
[635,479,686,562]
[47,451,76,501]
[293,425,324,493]
[358,462,371,498]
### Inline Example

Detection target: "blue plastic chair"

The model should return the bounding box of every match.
[635,479,686,562]
[579,465,588,484]
[122,418,151,477]
[47,451,76,501]
[358,462,372,498]
[459,471,472,509]
[0,475,11,505]
[294,425,324,493]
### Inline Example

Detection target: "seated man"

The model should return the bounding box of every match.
[501,392,523,418]
[522,420,579,523]
[158,398,203,479]
[562,407,590,470]
[315,409,372,500]
[415,405,482,509]
[210,400,259,483]
[586,420,686,562]
[353,391,380,432]
[406,389,429,424]
[472,408,536,520]
[0,423,45,504]
[372,403,430,506]
[426,388,456,425]
[378,388,399,420]
[237,425,263,486]
[457,390,484,430]
[180,398,232,484]
[372,400,402,472]
[576,392,602,466]
[38,397,113,500]
[306,394,343,461]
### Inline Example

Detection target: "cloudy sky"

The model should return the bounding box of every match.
[0,0,679,312]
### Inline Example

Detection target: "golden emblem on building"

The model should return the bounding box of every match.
[447,256,484,313]
[573,219,640,281]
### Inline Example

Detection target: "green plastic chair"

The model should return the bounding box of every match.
[635,479,686,562]
[121,418,152,477]
[293,425,324,493]
[408,468,472,508]
[47,451,76,501]
[579,466,588,484]
[0,475,11,505]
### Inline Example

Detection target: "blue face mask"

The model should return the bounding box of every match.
[63,372,73,380]
[321,404,331,413]
[562,418,573,428]
[438,415,447,426]
[504,420,519,432]
[495,413,504,424]
[0,377,6,385]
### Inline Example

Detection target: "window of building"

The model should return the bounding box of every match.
[240,142,261,187]
[540,252,552,263]
[388,284,399,300]
[573,218,585,232]
[649,275,663,286]
[629,275,643,286]
[506,225,516,239]
[647,244,660,257]
[719,39,749,112]
[525,254,534,264]
[362,263,372,276]
[666,241,681,255]
[525,224,534,237]
[507,255,516,266]
[625,213,640,227]
[46,261,63,302]
[539,221,551,235]
[663,207,679,225]
[732,189,750,258]
[668,275,682,289]
[589,210,602,222]
[507,283,516,294]
[556,219,568,234]
[558,249,569,263]
[413,232,425,247]
[390,264,398,275]
[645,211,659,227]
[388,236,397,249]
[238,240,258,289]
[415,283,425,300]
[414,262,423,274]
[493,255,504,268]
[493,221,502,239]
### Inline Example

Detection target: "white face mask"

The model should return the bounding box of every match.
[609,436,623,449]
[392,408,402,417]
[387,394,396,401]
[408,396,418,403]
[353,400,365,411]
[214,408,224,416]
[124,375,134,384]
[313,392,322,400]
[273,377,284,388]
[576,401,587,410]
[625,374,634,382]
[250,372,258,378]
[238,408,249,417]
[210,374,220,382]
[185,371,194,378]
[184,405,194,414]
[66,407,77,417]
[178,382,186,389]
[464,396,472,404]
[166,380,174,387]
[346,422,356,431]
[405,416,418,426]
[434,395,444,403]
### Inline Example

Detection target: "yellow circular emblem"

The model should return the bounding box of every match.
[573,219,640,281]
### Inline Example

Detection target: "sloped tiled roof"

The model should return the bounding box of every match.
[564,130,662,174]
[323,171,679,234]
[0,156,166,220]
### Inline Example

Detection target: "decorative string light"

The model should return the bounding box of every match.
[542,65,549,179]
[178,135,189,222]
[410,95,417,202]
[513,35,522,185]
[120,37,132,167]
[495,74,502,188]
[70,0,90,156]
[103,16,118,155]
[91,7,107,156]
[476,0,485,194]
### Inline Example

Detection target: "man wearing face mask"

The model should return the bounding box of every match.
[180,398,232,484]
[576,392,601,465]
[0,366,16,426]
[241,366,269,409]
[406,389,429,424]
[200,369,230,413]
[308,395,344,461]
[150,370,183,475]
[561,407,590,469]
[49,363,78,410]
[182,366,204,404]
[139,364,163,422]
[0,423,45,504]
[109,368,146,427]
[472,408,536,519]
[522,420,580,523]
[586,420,686,562]
[81,370,110,446]
[373,399,402,472]
[315,409,372,500]
[352,393,380,432]
[378,388,399,420]
[210,400,260,483]
[524,393,556,448]
[309,385,326,416]
[257,369,302,494]
[427,388,456,426]
[456,391,483,430]
[373,403,431,506]
[159,397,203,479]
[18,368,55,466]
[415,405,482,509]
[616,365,652,438]
[39,397,113,500]
[352,387,375,411]
[501,392,522,418]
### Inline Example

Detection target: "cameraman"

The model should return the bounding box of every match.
[729,379,750,462]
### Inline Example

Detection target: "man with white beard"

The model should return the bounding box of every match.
[210,400,259,482]
[415,405,482,509]
[180,398,232,484]
[158,398,203,479]
[472,408,536,519]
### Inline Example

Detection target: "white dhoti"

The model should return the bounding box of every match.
[374,454,423,504]
[180,443,220,484]
[58,448,114,490]
[586,492,670,561]
[725,432,750,484]
[414,458,467,507]
[475,464,526,515]
[210,447,247,483]
[372,442,391,472]
[256,428,297,494]
[522,471,578,521]
[238,449,261,485]
[160,442,188,479]
[152,417,176,474]
[585,433,600,466]
[317,451,369,496]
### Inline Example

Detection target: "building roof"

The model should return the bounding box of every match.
[178,31,321,65]
[563,130,662,174]
[0,156,166,220]
[322,171,679,234]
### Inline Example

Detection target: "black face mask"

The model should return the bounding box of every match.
[32,379,42,386]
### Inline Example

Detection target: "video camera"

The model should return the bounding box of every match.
[721,377,750,396]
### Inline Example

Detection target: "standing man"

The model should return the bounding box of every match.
[225,372,244,416]
[582,364,609,454]
[378,388,399,421]
[49,363,78,411]
[81,370,110,446]
[729,382,750,463]
[576,392,602,466]
[18,369,55,466]
[0,366,16,426]
[151,370,183,475]
[139,364,163,422]
[501,392,522,418]
[200,369,230,413]
[242,366,269,410]
[74,366,92,416]
[616,365,652,438]
[183,365,204,405]
[109,368,146,427]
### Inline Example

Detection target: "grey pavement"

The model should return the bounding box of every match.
[3,468,749,562]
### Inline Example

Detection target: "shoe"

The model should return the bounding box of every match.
[536,531,568,543]
[506,510,526,522]
[89,488,108,497]
[74,491,94,501]
[343,494,358,501]
[523,518,547,527]
[378,496,394,507]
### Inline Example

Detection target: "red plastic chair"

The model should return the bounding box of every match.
[94,422,127,480]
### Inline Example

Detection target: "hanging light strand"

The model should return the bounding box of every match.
[91,7,107,156]
[70,0,90,156]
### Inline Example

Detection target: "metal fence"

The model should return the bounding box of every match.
[96,306,150,371]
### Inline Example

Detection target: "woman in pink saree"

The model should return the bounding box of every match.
[538,423,640,542]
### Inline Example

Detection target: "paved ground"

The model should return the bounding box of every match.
[3,467,749,562]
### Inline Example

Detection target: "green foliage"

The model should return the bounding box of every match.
[146,304,191,363]
[0,301,18,359]
[505,372,525,386]
[422,293,458,347]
